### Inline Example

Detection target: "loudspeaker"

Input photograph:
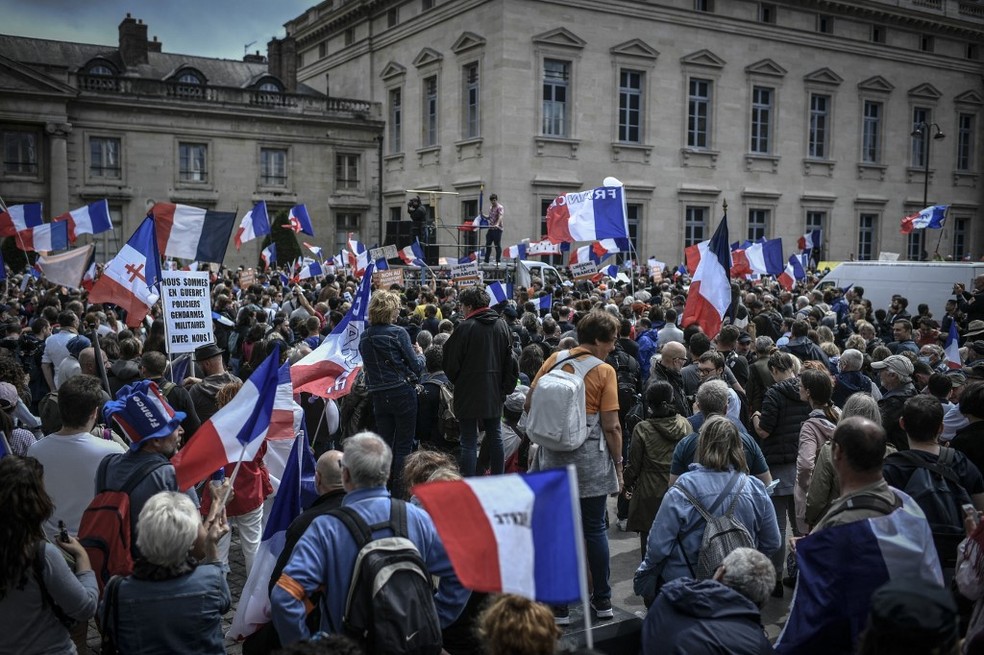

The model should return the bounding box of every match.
[384,220,412,246]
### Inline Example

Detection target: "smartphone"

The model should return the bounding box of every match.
[58,520,70,544]
[765,479,781,495]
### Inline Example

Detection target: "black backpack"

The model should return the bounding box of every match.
[606,347,640,417]
[330,501,442,655]
[886,448,971,568]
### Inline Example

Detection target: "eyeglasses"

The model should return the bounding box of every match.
[671,356,688,362]
[697,366,718,375]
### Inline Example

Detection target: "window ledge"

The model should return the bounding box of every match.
[953,171,979,188]
[803,158,836,177]
[535,136,580,159]
[905,167,937,184]
[384,152,405,162]
[611,142,653,164]
[856,162,887,181]
[415,145,441,155]
[78,185,134,200]
[680,148,719,169]
[455,138,483,161]
[169,189,219,204]
[416,145,441,167]
[744,153,780,174]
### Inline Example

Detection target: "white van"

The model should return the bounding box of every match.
[817,261,984,317]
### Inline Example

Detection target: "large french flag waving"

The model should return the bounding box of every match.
[151,202,237,264]
[171,344,283,490]
[778,254,806,291]
[88,217,161,327]
[234,201,271,250]
[546,181,628,244]
[54,199,113,243]
[291,261,373,398]
[412,467,582,604]
[682,216,731,338]
[0,202,43,238]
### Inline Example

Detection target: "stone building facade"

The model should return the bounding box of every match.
[284,0,984,265]
[0,14,383,269]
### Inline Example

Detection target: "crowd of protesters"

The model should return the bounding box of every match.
[3,261,984,654]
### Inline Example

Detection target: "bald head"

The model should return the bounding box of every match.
[831,417,886,474]
[661,341,687,372]
[77,347,107,377]
[315,450,344,495]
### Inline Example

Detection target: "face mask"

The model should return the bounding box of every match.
[917,356,931,365]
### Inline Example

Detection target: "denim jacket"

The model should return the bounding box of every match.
[100,562,230,655]
[359,324,424,393]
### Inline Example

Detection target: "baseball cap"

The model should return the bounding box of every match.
[0,382,18,410]
[870,354,914,378]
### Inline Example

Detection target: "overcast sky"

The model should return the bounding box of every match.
[0,0,314,60]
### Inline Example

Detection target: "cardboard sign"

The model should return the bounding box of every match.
[369,245,398,261]
[161,272,214,354]
[451,260,480,280]
[238,268,256,288]
[455,273,484,288]
[570,261,597,280]
[373,268,405,288]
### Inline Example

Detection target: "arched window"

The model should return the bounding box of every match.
[178,71,202,85]
[173,69,205,98]
[258,81,281,93]
[83,61,117,91]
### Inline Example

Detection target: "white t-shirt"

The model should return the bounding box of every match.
[27,431,126,539]
[41,331,76,369]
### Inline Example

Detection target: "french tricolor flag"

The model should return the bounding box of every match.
[536,294,552,311]
[347,234,368,274]
[568,245,600,265]
[261,244,276,269]
[88,217,161,328]
[54,199,113,243]
[150,202,237,264]
[591,238,631,259]
[745,238,784,275]
[944,319,961,369]
[227,431,317,640]
[292,262,373,398]
[458,251,479,264]
[502,242,527,259]
[778,254,806,291]
[545,182,628,244]
[600,264,620,279]
[234,201,271,250]
[297,261,323,280]
[18,221,69,252]
[171,344,284,490]
[685,240,708,275]
[412,468,583,604]
[487,281,512,305]
[0,202,43,238]
[775,490,942,654]
[399,239,425,266]
[682,216,730,338]
[287,204,314,236]
[332,251,346,269]
[900,205,948,234]
[527,239,562,257]
[303,242,323,260]
[797,230,822,252]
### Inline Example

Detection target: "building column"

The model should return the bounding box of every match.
[45,122,72,214]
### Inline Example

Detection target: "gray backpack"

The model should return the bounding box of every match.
[677,473,755,579]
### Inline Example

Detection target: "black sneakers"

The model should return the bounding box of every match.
[591,598,614,619]
[552,605,570,625]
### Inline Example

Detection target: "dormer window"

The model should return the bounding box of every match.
[83,61,117,91]
[172,69,205,98]
[252,78,284,105]
[258,81,281,93]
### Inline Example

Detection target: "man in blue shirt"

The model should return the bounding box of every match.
[271,432,468,645]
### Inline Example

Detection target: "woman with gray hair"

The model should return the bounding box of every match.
[635,417,779,606]
[832,348,881,407]
[99,491,230,654]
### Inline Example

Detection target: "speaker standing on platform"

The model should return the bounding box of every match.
[484,193,504,265]
[407,196,429,244]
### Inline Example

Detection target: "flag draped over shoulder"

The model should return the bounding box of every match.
[775,491,943,655]
[150,202,237,264]
[227,432,317,641]
[88,217,161,327]
[291,262,374,398]
[682,216,731,338]
[171,344,283,490]
[413,468,582,604]
[546,185,628,244]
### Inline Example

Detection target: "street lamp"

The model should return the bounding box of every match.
[910,121,945,208]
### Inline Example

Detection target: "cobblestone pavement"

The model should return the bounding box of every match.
[83,499,791,653]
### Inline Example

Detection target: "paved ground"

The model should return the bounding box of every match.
[83,497,791,653]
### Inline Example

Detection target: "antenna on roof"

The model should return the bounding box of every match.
[244,41,257,56]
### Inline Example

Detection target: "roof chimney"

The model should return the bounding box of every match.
[267,36,297,93]
[148,35,162,53]
[243,50,266,64]
[118,14,149,67]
